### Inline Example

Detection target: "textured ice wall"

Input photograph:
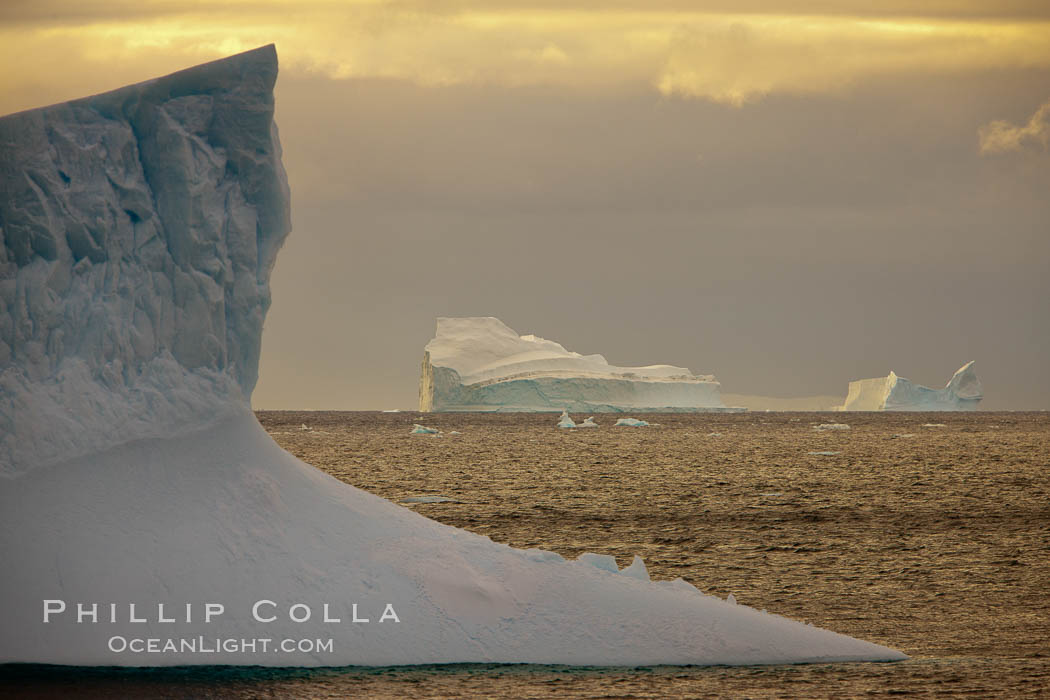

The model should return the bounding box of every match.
[424,366,733,412]
[0,45,290,474]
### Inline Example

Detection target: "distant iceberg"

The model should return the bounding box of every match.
[557,410,577,428]
[419,317,742,413]
[838,362,982,411]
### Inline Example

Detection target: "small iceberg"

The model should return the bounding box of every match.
[400,495,457,504]
[411,424,440,435]
[807,451,841,456]
[708,432,723,437]
[922,423,947,428]
[578,417,599,428]
[614,418,650,427]
[814,423,850,431]
[557,410,576,429]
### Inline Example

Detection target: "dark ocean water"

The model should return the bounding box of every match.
[4,411,1048,698]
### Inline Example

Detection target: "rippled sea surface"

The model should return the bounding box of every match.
[4,411,1049,698]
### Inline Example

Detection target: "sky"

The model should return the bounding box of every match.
[2,1,1048,409]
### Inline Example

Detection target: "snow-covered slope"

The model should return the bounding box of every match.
[421,317,737,412]
[0,48,903,666]
[838,362,983,411]
[0,413,905,666]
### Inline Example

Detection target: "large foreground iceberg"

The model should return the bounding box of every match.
[837,362,983,411]
[420,317,740,412]
[0,47,903,666]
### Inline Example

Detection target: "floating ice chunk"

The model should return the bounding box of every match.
[577,552,619,573]
[620,555,650,581]
[448,430,462,435]
[382,409,401,413]
[808,451,841,456]
[577,417,599,428]
[922,423,947,428]
[557,410,576,429]
[615,418,650,427]
[891,433,916,439]
[411,424,440,434]
[400,495,457,504]
[727,593,737,605]
[814,423,851,431]
[708,432,723,437]
[300,424,311,431]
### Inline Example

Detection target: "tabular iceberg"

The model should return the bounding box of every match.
[837,361,983,411]
[420,317,740,412]
[0,47,903,667]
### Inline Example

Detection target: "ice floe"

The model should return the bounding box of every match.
[615,418,650,427]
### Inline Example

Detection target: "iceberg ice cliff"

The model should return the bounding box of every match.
[0,48,903,666]
[420,317,739,412]
[0,44,289,474]
[838,361,983,411]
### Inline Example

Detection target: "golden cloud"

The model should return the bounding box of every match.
[1,1,1049,113]
[979,99,1050,153]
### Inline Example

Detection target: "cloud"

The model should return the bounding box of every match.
[1,2,1049,114]
[656,17,1050,104]
[8,1,1050,26]
[979,99,1050,154]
